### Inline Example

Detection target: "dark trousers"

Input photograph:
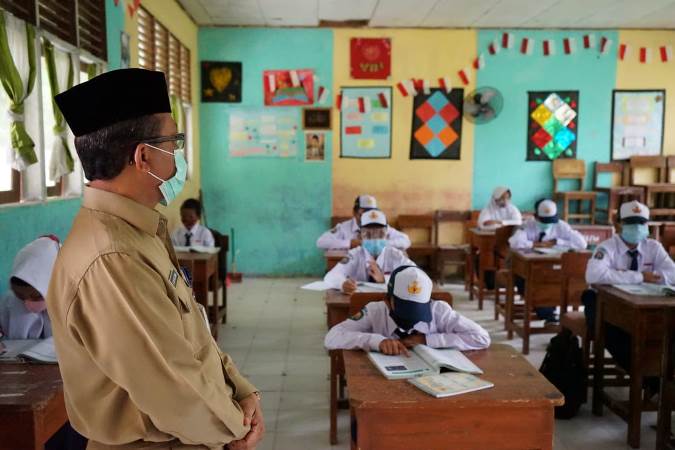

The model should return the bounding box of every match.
[473,255,495,290]
[514,277,557,321]
[45,422,88,450]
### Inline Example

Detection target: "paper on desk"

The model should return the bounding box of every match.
[533,246,568,255]
[612,283,675,297]
[356,282,387,293]
[174,246,221,254]
[301,281,331,291]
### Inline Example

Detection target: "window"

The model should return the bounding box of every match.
[0,89,20,203]
[41,54,62,196]
[77,0,106,60]
[38,0,77,46]
[0,0,37,24]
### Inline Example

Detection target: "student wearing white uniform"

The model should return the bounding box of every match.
[0,236,59,339]
[509,199,587,322]
[324,209,414,293]
[325,266,490,354]
[316,194,411,250]
[170,198,215,247]
[583,201,675,378]
[478,186,523,229]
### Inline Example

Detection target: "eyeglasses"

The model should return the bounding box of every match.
[144,133,185,150]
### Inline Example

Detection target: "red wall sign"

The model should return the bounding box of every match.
[350,38,391,80]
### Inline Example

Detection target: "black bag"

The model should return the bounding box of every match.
[539,328,586,419]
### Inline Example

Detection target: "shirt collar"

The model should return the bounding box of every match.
[615,234,643,255]
[82,186,164,236]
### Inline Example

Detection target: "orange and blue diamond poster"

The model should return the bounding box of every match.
[410,88,463,160]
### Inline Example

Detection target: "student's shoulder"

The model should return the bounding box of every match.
[350,301,385,321]
[592,237,619,260]
[430,299,453,314]
[644,238,668,253]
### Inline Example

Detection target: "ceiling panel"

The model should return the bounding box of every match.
[369,0,439,27]
[575,0,675,27]
[178,0,213,25]
[521,0,618,28]
[420,0,500,28]
[257,0,319,26]
[473,0,561,27]
[629,2,675,27]
[318,0,377,21]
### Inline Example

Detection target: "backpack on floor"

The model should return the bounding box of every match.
[539,328,586,419]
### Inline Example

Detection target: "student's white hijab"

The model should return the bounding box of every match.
[10,236,60,298]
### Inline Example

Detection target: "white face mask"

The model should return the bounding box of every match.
[145,144,187,206]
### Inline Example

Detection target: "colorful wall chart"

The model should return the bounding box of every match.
[527,91,579,161]
[228,108,300,158]
[611,90,665,160]
[340,87,392,158]
[263,69,314,106]
[410,88,464,160]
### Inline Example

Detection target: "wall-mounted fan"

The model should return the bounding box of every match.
[463,87,504,124]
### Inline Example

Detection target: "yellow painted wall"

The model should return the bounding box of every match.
[123,0,200,229]
[332,29,476,231]
[616,30,675,157]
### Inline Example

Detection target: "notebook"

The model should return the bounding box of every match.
[367,344,483,380]
[408,372,494,398]
[0,337,58,364]
[613,283,675,297]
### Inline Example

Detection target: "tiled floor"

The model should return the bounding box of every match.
[217,277,664,450]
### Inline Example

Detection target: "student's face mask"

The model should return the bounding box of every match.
[536,221,553,232]
[362,239,386,257]
[24,299,47,314]
[145,144,187,206]
[621,223,649,245]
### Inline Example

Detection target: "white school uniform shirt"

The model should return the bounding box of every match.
[323,246,415,290]
[316,218,411,250]
[171,223,215,247]
[585,234,675,285]
[508,218,587,250]
[324,300,491,351]
[0,293,52,339]
[477,200,523,229]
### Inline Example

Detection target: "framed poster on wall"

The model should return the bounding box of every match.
[611,90,665,160]
[409,88,463,160]
[339,87,392,159]
[527,91,579,161]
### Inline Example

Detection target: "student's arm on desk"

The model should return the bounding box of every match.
[585,247,643,285]
[387,226,411,250]
[324,305,385,351]
[316,228,349,250]
[557,223,587,250]
[425,302,491,351]
[502,205,523,226]
[652,242,675,285]
[323,256,355,290]
[508,229,533,249]
[72,253,251,446]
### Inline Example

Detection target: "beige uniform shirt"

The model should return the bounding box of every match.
[47,187,256,449]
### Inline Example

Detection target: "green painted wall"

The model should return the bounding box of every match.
[199,28,333,275]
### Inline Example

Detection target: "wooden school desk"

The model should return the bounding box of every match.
[324,249,348,272]
[468,227,497,310]
[592,285,675,449]
[325,287,453,445]
[656,308,675,450]
[176,251,223,337]
[344,344,564,450]
[0,364,67,450]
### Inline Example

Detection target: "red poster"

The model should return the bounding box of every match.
[350,38,391,80]
[263,69,314,106]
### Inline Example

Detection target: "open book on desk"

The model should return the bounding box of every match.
[613,283,675,297]
[174,245,220,254]
[367,344,483,380]
[0,337,57,364]
[409,372,494,398]
[356,282,387,293]
[533,246,569,255]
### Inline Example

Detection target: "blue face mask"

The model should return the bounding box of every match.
[536,221,553,232]
[146,144,188,206]
[621,223,649,245]
[362,239,386,256]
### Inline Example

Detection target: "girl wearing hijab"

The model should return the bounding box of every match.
[0,236,60,339]
[478,186,523,229]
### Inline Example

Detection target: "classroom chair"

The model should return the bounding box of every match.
[396,214,438,276]
[492,225,517,323]
[552,159,597,224]
[208,229,229,327]
[592,162,644,224]
[661,223,675,259]
[656,308,675,450]
[571,224,615,249]
[462,210,481,290]
[433,210,472,285]
[629,155,675,220]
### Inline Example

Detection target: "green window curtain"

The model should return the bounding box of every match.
[170,94,185,133]
[0,10,37,170]
[86,62,102,80]
[43,38,75,180]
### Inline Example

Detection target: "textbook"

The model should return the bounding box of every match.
[613,283,675,297]
[408,372,494,398]
[0,337,57,364]
[173,245,220,254]
[533,246,568,255]
[367,344,483,380]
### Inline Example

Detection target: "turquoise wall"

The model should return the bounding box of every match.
[0,0,124,294]
[472,30,619,211]
[199,28,333,275]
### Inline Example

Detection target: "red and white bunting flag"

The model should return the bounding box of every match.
[488,38,501,55]
[378,92,389,108]
[266,74,276,93]
[472,54,486,70]
[563,37,576,55]
[583,34,596,49]
[639,47,652,64]
[619,43,630,60]
[458,67,471,85]
[520,37,534,55]
[289,70,300,87]
[396,80,412,97]
[438,77,453,94]
[502,32,514,49]
[357,97,366,113]
[336,92,342,110]
[660,45,672,62]
[422,79,431,95]
[317,86,329,104]
[341,94,350,111]
[313,74,320,84]
[413,79,424,95]
[599,37,613,55]
[542,39,556,56]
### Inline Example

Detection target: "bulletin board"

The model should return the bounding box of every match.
[340,87,392,158]
[228,108,300,158]
[611,90,665,160]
